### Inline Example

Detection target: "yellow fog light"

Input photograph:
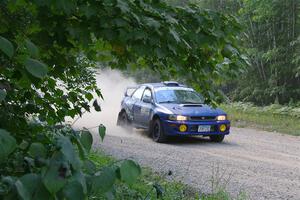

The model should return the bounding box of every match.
[179,124,187,132]
[219,124,227,132]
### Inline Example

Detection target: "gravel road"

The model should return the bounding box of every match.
[94,127,300,200]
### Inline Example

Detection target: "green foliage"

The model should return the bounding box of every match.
[120,160,142,185]
[89,152,249,200]
[25,39,39,58]
[221,102,300,136]
[89,152,199,200]
[91,167,117,194]
[225,102,300,118]
[0,129,17,160]
[24,58,48,78]
[0,36,14,58]
[0,89,6,101]
[0,125,142,199]
[197,0,300,105]
[98,125,106,141]
[28,143,47,158]
[80,130,93,153]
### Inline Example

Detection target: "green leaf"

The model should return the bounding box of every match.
[25,39,39,58]
[62,171,87,199]
[85,93,93,101]
[19,173,40,197]
[72,135,87,160]
[42,153,68,194]
[80,130,93,152]
[18,174,47,200]
[91,167,116,194]
[145,18,160,29]
[31,181,51,200]
[55,0,76,14]
[80,5,96,19]
[57,136,81,170]
[93,100,101,111]
[63,180,85,200]
[169,29,181,43]
[83,160,97,175]
[0,129,17,161]
[120,160,141,185]
[70,171,87,194]
[24,58,48,78]
[0,36,14,58]
[0,89,7,101]
[15,180,31,200]
[29,142,47,158]
[19,140,29,150]
[116,0,130,13]
[95,89,103,99]
[153,183,164,198]
[98,124,106,141]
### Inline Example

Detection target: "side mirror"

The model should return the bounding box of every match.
[143,96,152,104]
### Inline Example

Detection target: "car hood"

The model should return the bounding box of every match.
[158,103,225,116]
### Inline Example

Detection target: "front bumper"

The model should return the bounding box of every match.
[161,119,230,136]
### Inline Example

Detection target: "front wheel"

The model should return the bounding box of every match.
[209,135,225,143]
[152,119,167,143]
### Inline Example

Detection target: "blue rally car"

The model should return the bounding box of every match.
[117,81,230,143]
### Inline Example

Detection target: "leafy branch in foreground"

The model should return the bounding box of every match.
[0,125,141,199]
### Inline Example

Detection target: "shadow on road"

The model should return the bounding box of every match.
[134,129,237,147]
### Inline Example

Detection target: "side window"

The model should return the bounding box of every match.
[132,86,145,100]
[142,88,152,101]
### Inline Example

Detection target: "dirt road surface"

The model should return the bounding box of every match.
[93,127,300,200]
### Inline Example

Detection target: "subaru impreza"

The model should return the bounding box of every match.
[117,81,230,143]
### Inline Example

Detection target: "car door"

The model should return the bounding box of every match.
[131,86,146,125]
[137,88,154,128]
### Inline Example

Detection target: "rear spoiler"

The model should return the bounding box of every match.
[124,86,137,97]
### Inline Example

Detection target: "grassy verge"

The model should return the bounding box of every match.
[221,103,300,136]
[89,152,245,200]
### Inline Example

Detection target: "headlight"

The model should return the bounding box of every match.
[216,115,227,121]
[169,115,188,121]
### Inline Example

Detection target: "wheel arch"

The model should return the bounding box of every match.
[152,114,160,121]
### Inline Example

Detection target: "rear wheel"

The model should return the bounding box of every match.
[152,119,167,143]
[209,135,225,143]
[119,111,131,130]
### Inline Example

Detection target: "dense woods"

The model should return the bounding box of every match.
[198,0,300,105]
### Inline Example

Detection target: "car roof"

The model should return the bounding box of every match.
[140,81,190,90]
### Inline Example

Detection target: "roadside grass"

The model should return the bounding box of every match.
[89,151,247,200]
[221,103,300,136]
[89,151,196,200]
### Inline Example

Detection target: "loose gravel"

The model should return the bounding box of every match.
[93,127,300,200]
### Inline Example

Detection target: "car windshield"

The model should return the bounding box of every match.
[155,89,204,104]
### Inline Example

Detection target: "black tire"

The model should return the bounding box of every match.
[209,135,225,143]
[152,118,167,143]
[118,111,131,130]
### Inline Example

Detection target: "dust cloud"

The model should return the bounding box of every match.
[70,68,137,137]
